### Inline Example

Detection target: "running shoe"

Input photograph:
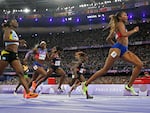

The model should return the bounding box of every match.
[13,91,17,96]
[24,92,38,99]
[81,81,88,95]
[125,85,138,96]
[86,95,93,99]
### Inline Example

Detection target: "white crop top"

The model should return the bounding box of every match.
[4,30,19,46]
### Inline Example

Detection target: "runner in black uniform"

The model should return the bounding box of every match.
[68,51,93,99]
[32,46,67,92]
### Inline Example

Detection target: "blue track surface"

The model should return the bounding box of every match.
[0,94,150,113]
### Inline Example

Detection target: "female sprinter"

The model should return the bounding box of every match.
[31,46,66,93]
[25,41,50,91]
[68,51,93,99]
[0,19,38,98]
[82,11,143,96]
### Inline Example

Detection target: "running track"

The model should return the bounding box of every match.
[0,94,150,113]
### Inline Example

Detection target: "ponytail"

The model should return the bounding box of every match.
[108,11,125,33]
[108,15,117,33]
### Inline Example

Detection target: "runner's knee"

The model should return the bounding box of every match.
[98,68,109,75]
[136,61,143,69]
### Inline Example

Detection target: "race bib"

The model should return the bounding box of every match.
[33,65,38,70]
[111,51,117,58]
[39,54,46,60]
[72,75,75,78]
[79,68,84,73]
[54,61,60,66]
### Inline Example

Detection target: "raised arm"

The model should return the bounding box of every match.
[24,50,33,60]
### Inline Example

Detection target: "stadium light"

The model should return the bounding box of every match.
[35,33,38,36]
[129,15,133,19]
[23,8,30,13]
[87,15,97,19]
[19,17,23,21]
[34,18,38,22]
[128,14,133,19]
[76,18,80,22]
[19,35,22,37]
[62,18,65,23]
[68,17,72,21]
[33,9,36,12]
[102,17,105,21]
[49,18,53,22]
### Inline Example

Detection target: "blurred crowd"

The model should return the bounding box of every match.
[0,23,150,84]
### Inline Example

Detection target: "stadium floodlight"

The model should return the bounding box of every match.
[76,18,80,22]
[33,9,36,12]
[23,8,30,13]
[49,18,53,22]
[34,18,38,22]
[87,15,97,19]
[62,18,65,23]
[19,35,22,37]
[129,15,133,19]
[102,17,105,21]
[6,10,11,14]
[35,33,38,37]
[68,17,72,21]
[19,17,23,21]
